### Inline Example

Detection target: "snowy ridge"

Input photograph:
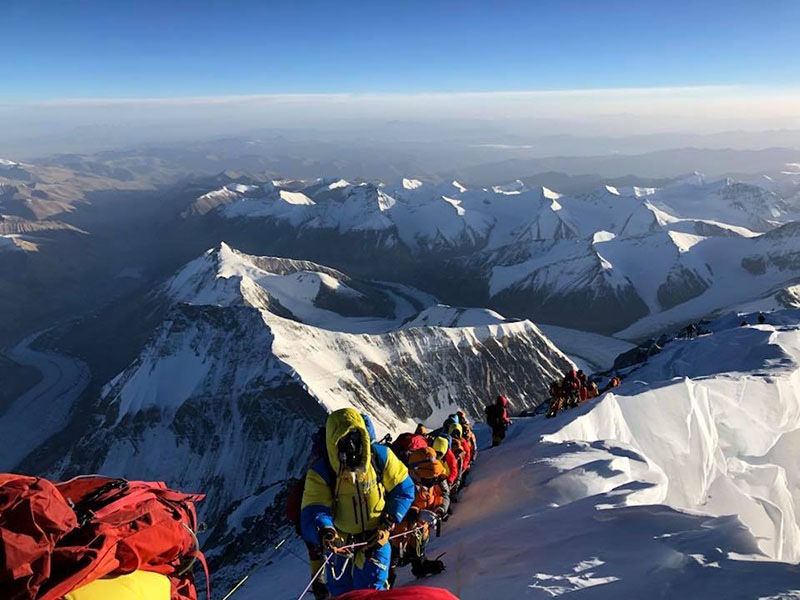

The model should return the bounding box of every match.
[242,311,800,599]
[548,312,800,561]
[47,243,572,573]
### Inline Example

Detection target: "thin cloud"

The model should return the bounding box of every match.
[27,85,744,107]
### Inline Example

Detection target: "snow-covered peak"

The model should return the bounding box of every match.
[675,171,706,186]
[541,186,561,200]
[492,179,526,195]
[402,178,423,190]
[400,305,508,329]
[327,178,350,189]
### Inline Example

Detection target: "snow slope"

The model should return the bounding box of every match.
[234,311,800,599]
[36,243,572,575]
[538,324,635,371]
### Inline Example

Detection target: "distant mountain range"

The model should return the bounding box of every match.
[180,170,800,337]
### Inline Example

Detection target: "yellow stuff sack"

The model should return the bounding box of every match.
[64,570,171,600]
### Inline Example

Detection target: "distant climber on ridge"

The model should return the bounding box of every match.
[485,395,512,447]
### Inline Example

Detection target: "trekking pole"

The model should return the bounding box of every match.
[221,537,287,600]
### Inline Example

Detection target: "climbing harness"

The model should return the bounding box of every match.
[295,525,428,599]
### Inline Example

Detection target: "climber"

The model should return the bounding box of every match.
[562,369,582,409]
[0,474,205,600]
[448,424,472,475]
[431,435,459,489]
[455,410,478,463]
[286,427,330,600]
[546,380,563,418]
[301,409,415,595]
[485,395,512,447]
[415,423,427,436]
[587,380,600,399]
[758,312,767,325]
[387,447,449,587]
[601,376,621,394]
[577,370,589,403]
[392,432,429,465]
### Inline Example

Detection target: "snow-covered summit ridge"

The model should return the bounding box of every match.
[164,242,510,332]
[550,309,800,561]
[49,242,572,579]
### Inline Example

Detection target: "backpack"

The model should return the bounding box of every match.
[0,474,78,600]
[391,434,429,465]
[485,404,502,428]
[0,474,207,600]
[333,585,459,600]
[285,478,305,530]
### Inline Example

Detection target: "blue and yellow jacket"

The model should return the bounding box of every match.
[301,408,414,544]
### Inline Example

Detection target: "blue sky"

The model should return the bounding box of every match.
[2,0,800,101]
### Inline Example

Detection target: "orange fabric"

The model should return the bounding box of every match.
[411,484,445,513]
[458,438,472,469]
[408,448,444,480]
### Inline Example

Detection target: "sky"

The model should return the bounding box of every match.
[1,0,800,156]
[3,0,800,99]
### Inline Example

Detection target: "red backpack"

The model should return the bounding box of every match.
[391,433,428,464]
[0,474,207,600]
[334,586,460,600]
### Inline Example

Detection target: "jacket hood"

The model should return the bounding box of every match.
[326,408,371,473]
[361,413,377,442]
[448,423,463,438]
[432,436,449,457]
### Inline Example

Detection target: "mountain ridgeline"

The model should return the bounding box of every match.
[178,173,800,336]
[18,244,572,572]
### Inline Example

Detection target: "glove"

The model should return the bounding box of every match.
[373,527,391,547]
[371,513,395,548]
[318,526,341,550]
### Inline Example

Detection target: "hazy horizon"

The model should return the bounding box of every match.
[3,1,799,161]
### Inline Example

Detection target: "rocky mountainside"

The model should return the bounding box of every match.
[21,243,571,566]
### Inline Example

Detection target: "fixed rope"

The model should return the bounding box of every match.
[294,524,429,600]
[221,537,287,600]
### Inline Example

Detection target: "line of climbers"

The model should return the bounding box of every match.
[285,406,485,599]
[0,401,501,600]
[545,368,620,418]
